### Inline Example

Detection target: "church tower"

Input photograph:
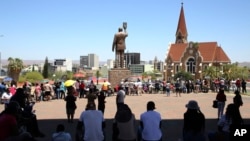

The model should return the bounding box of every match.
[175,3,188,44]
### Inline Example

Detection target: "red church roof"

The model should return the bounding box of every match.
[168,42,231,63]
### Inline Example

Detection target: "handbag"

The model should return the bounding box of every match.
[213,100,218,108]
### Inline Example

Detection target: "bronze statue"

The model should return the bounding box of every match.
[112,22,128,68]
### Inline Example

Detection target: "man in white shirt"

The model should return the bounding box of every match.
[76,102,105,141]
[139,101,162,141]
[1,88,12,106]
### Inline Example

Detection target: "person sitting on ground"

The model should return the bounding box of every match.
[183,100,205,141]
[10,88,45,138]
[139,101,162,141]
[208,103,244,141]
[113,104,137,141]
[1,88,12,106]
[0,101,35,141]
[76,102,105,141]
[52,124,72,141]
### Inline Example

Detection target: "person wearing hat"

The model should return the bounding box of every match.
[183,100,205,141]
[139,101,162,141]
[76,102,105,141]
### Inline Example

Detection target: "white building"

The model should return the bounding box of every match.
[54,59,72,72]
[107,59,114,69]
[88,54,99,69]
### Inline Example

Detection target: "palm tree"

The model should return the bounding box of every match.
[202,66,216,80]
[7,57,24,82]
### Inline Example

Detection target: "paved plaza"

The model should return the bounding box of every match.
[1,91,250,141]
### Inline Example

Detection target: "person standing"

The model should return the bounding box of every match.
[139,101,162,141]
[116,86,126,110]
[79,81,85,98]
[34,83,41,102]
[175,80,181,97]
[97,91,106,114]
[65,86,77,123]
[76,102,105,141]
[166,81,171,97]
[183,100,206,141]
[216,88,227,120]
[241,79,247,94]
[233,90,243,109]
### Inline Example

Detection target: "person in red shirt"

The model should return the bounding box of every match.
[79,81,85,98]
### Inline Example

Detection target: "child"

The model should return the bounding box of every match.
[52,124,72,141]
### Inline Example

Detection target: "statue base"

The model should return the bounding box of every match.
[108,68,131,88]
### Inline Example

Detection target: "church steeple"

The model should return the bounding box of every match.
[175,2,188,44]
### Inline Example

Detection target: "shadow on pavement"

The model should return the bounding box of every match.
[35,118,250,141]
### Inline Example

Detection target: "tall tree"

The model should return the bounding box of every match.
[7,57,24,82]
[42,57,49,78]
[32,64,35,72]
[96,70,101,85]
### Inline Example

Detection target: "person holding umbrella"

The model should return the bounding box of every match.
[64,82,77,123]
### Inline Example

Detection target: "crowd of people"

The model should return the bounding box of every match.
[0,77,248,141]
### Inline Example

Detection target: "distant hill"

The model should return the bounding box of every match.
[1,59,106,66]
[1,59,250,68]
[238,62,250,68]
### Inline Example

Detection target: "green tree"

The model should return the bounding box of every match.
[202,66,216,80]
[32,64,35,72]
[25,71,44,83]
[42,57,49,78]
[96,70,101,85]
[174,71,193,81]
[7,57,24,82]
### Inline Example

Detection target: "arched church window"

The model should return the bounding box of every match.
[176,65,179,72]
[186,58,196,74]
[203,65,208,70]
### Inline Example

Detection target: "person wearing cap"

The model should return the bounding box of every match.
[183,100,205,141]
[139,101,162,141]
[76,102,105,141]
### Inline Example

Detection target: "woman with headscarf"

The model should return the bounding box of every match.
[113,104,136,141]
[183,100,206,141]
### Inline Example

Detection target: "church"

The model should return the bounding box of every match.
[164,3,231,81]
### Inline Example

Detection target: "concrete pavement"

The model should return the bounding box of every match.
[1,91,250,141]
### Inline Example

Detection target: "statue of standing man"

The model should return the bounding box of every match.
[112,22,128,68]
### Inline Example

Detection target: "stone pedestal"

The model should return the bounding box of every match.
[108,69,131,88]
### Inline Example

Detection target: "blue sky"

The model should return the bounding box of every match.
[0,0,249,63]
